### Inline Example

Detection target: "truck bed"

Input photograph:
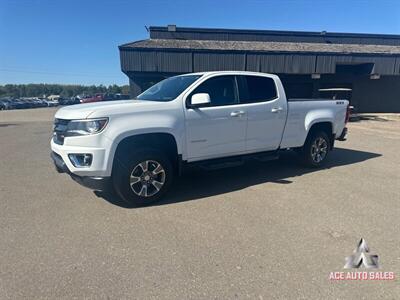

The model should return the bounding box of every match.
[279,99,348,149]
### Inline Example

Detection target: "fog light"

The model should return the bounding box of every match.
[68,154,92,167]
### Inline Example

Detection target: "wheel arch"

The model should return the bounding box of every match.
[306,121,335,149]
[110,132,180,173]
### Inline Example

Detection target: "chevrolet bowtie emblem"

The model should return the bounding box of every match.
[344,238,379,269]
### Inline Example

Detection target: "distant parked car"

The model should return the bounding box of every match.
[30,99,46,108]
[58,98,74,105]
[20,98,45,108]
[79,93,131,103]
[13,99,31,109]
[58,98,78,106]
[71,97,81,104]
[44,99,59,107]
[80,93,104,104]
[25,99,35,108]
[47,95,61,102]
[0,99,16,110]
[58,98,70,105]
[112,93,130,100]
[38,99,49,107]
[0,100,7,110]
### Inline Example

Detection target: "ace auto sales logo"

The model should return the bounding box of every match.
[329,238,395,281]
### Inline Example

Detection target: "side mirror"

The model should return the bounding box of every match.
[190,93,211,107]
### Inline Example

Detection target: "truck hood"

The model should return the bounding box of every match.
[54,100,172,120]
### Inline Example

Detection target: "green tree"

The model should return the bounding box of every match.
[0,83,130,98]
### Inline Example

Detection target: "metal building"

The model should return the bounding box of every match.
[119,26,400,112]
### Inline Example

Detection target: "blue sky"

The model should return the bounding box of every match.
[1,0,399,86]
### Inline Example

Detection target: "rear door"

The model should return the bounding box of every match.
[184,75,247,160]
[238,75,287,152]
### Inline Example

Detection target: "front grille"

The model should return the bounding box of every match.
[53,118,70,145]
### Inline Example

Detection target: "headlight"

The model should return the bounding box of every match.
[65,118,108,136]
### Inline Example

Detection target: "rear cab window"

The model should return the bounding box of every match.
[238,75,278,103]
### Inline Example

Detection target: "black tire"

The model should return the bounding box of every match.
[112,148,174,207]
[300,131,330,168]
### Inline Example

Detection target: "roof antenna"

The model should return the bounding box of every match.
[144,25,149,33]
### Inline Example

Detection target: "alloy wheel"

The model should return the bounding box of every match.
[311,137,328,163]
[129,160,166,197]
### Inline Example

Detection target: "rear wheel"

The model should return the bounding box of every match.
[113,149,173,207]
[300,131,330,167]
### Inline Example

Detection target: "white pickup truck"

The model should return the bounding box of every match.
[51,71,349,206]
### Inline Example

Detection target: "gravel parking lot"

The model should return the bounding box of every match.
[0,108,399,299]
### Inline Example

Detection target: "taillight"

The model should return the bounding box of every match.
[345,104,350,123]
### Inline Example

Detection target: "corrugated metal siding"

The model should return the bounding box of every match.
[120,50,192,73]
[121,49,398,76]
[316,55,397,74]
[193,53,246,71]
[316,55,351,73]
[246,54,316,74]
[284,55,316,73]
[395,57,400,74]
[247,54,283,72]
[368,56,397,74]
[157,51,192,72]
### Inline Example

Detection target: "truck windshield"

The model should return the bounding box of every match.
[137,75,201,102]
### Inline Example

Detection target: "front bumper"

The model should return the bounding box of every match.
[51,151,110,191]
[50,138,109,177]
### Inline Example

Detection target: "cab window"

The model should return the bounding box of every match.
[189,76,238,107]
[239,75,278,103]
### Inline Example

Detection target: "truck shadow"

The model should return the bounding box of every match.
[95,148,381,208]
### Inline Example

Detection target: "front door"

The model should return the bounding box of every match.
[184,75,247,161]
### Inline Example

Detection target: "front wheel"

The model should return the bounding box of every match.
[300,131,330,167]
[112,149,173,207]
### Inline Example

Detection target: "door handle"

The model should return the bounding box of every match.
[230,111,245,117]
[271,107,283,113]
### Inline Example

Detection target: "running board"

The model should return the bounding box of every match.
[193,151,280,171]
[254,152,280,162]
[200,159,244,171]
